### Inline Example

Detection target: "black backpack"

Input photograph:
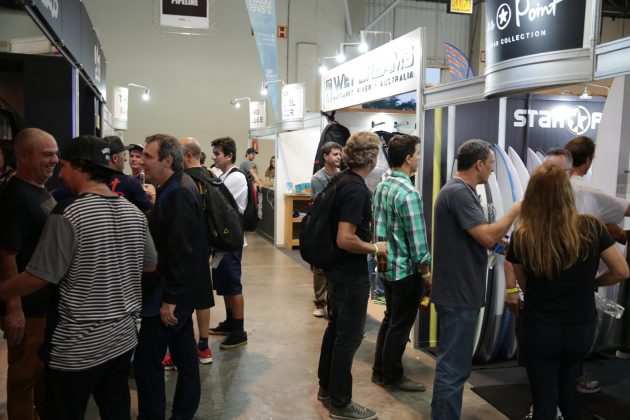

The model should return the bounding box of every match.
[312,111,350,174]
[299,172,352,269]
[226,168,262,232]
[188,170,244,252]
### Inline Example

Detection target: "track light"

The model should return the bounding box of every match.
[128,83,151,101]
[580,86,592,100]
[230,97,251,109]
[358,30,393,53]
[260,79,285,97]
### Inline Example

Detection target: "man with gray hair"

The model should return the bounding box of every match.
[316,131,387,420]
[431,139,520,420]
[134,134,211,420]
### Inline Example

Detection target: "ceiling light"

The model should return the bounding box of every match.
[128,83,151,101]
[142,89,150,101]
[230,97,251,109]
[580,86,592,100]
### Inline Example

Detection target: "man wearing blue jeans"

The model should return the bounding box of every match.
[431,140,520,419]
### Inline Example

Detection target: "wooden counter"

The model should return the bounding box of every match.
[284,194,311,249]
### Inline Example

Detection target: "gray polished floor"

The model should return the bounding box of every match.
[0,233,506,419]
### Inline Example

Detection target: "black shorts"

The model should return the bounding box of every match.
[212,249,243,296]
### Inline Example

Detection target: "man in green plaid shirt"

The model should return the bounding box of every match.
[371,134,432,392]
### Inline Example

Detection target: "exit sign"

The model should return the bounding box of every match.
[278,25,287,38]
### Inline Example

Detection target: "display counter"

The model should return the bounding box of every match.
[257,186,275,242]
[283,194,311,249]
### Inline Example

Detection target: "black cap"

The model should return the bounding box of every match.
[103,136,134,154]
[60,135,113,170]
[246,147,258,155]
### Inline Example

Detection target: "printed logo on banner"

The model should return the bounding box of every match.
[41,0,59,19]
[485,0,586,67]
[513,105,602,136]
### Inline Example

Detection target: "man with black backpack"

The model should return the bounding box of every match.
[179,137,220,364]
[209,137,249,349]
[315,131,387,420]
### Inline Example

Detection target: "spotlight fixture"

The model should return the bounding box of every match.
[128,83,151,101]
[260,79,285,96]
[230,97,251,109]
[358,30,393,53]
[579,86,592,100]
[317,56,339,75]
[335,42,361,64]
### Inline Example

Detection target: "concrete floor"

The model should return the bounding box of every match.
[0,233,506,419]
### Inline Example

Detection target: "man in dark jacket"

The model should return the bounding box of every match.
[134,133,211,420]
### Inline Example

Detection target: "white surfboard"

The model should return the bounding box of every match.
[508,147,530,192]
[526,148,542,175]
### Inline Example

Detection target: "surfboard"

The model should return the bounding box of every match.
[535,150,545,162]
[508,147,530,192]
[494,144,524,204]
[472,182,490,356]
[526,148,542,175]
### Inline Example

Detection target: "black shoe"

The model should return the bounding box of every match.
[317,386,330,401]
[209,320,232,336]
[220,331,248,349]
[371,374,383,386]
[384,375,426,392]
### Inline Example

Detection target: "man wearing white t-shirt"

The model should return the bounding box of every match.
[209,137,248,349]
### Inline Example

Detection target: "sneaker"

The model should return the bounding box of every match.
[317,386,330,401]
[197,346,213,364]
[209,320,232,336]
[520,405,533,420]
[373,296,385,305]
[576,375,600,393]
[162,354,176,371]
[313,306,326,317]
[384,375,426,392]
[329,401,377,420]
[616,347,630,359]
[220,331,248,349]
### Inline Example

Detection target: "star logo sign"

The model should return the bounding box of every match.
[496,3,511,30]
[565,106,591,136]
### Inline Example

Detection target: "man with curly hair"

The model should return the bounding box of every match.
[316,131,387,420]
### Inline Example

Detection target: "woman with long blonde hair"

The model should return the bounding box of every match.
[507,163,628,419]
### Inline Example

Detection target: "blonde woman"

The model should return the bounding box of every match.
[506,163,628,420]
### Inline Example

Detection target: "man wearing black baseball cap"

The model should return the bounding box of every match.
[0,134,157,419]
[239,146,262,187]
[103,136,153,212]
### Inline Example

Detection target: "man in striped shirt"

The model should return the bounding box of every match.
[0,135,157,419]
[371,134,432,392]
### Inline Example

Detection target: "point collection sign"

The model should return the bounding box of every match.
[485,0,586,67]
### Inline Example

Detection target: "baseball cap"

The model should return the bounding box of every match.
[129,144,144,152]
[60,135,113,170]
[103,136,134,154]
[246,147,258,155]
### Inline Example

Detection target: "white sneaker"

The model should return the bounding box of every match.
[616,348,630,359]
[313,307,326,317]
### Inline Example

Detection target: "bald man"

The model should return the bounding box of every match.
[179,137,215,364]
[0,128,58,419]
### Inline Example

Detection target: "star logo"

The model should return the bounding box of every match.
[565,106,591,136]
[496,3,511,30]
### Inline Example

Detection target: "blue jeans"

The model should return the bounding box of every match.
[318,269,370,408]
[431,305,479,420]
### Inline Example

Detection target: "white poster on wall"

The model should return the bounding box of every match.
[113,86,129,131]
[282,83,305,121]
[161,0,209,29]
[249,101,267,129]
[321,28,422,111]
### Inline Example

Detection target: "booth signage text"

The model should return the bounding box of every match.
[249,101,267,129]
[513,105,602,136]
[282,83,305,122]
[321,29,421,112]
[112,86,129,131]
[161,0,209,29]
[485,0,586,66]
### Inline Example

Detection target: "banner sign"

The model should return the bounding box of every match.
[161,0,209,29]
[26,0,107,101]
[282,83,305,122]
[448,0,473,14]
[249,101,267,129]
[245,0,280,121]
[321,29,421,112]
[485,0,587,67]
[113,86,129,130]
